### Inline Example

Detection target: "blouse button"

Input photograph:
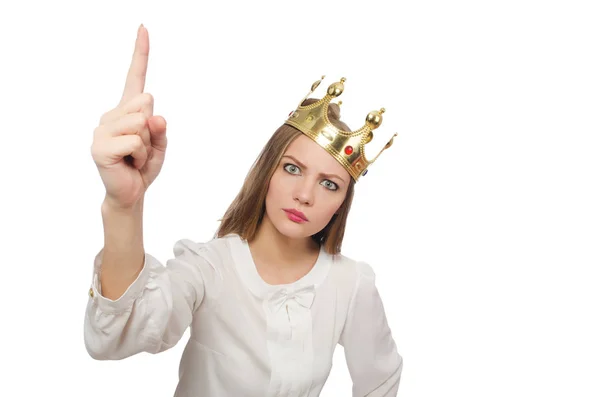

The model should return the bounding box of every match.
[88,287,94,298]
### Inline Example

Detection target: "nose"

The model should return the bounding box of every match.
[293,178,314,206]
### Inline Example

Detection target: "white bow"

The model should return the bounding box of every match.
[267,284,316,313]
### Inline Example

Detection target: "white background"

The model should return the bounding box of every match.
[0,0,599,396]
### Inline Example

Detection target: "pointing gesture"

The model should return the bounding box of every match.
[120,25,149,105]
[91,25,168,210]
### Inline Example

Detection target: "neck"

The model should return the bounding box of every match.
[249,214,320,269]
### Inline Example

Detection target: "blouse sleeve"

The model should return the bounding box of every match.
[84,239,221,360]
[339,261,403,397]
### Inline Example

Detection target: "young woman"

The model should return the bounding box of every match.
[86,25,402,396]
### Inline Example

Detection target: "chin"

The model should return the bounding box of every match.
[273,220,313,240]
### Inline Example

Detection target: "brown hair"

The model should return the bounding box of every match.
[215,99,355,254]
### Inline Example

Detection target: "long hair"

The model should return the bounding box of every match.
[215,99,356,254]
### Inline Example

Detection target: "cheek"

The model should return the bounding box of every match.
[316,193,345,219]
[265,173,285,208]
[265,178,276,207]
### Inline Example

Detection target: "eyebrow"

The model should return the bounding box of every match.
[281,155,345,183]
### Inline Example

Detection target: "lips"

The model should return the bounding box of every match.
[283,208,308,222]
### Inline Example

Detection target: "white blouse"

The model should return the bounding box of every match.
[84,233,402,396]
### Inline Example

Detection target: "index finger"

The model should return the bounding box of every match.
[120,24,149,104]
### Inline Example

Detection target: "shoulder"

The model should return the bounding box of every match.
[328,251,377,294]
[169,234,239,301]
[324,252,381,324]
[172,234,237,273]
[176,233,237,254]
[332,250,376,278]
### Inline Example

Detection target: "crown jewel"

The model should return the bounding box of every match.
[284,75,397,181]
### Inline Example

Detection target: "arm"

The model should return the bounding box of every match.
[98,197,145,300]
[84,200,220,359]
[340,262,403,397]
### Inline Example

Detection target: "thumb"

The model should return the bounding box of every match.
[148,115,167,151]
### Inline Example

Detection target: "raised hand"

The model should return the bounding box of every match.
[90,25,168,210]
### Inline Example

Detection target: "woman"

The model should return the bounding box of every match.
[86,24,402,396]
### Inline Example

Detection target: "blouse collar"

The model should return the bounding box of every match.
[226,233,332,301]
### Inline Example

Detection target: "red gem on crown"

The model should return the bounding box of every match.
[344,146,354,155]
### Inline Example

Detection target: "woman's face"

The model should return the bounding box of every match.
[264,134,351,240]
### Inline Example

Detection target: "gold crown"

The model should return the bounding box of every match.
[284,75,397,181]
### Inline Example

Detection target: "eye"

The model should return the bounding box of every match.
[321,180,339,191]
[283,163,301,174]
[284,163,339,191]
